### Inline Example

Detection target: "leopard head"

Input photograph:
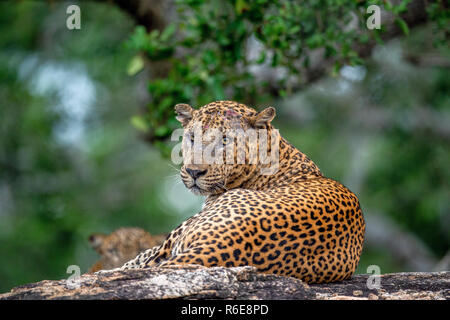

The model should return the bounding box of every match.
[175,101,278,196]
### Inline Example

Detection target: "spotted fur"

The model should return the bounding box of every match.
[121,101,365,283]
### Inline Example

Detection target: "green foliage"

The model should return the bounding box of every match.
[126,0,446,145]
[426,0,450,46]
[126,0,366,143]
[0,2,179,291]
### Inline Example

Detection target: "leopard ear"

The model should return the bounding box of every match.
[251,107,276,128]
[89,233,106,251]
[175,103,194,127]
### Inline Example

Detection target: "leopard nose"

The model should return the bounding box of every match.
[186,168,207,179]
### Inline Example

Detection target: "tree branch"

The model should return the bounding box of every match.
[102,0,432,96]
[100,0,174,31]
[274,0,430,91]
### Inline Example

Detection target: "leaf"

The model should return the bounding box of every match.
[127,55,144,76]
[302,56,310,68]
[235,0,250,14]
[161,24,177,42]
[331,62,341,77]
[256,50,266,64]
[130,116,149,132]
[306,34,324,49]
[289,25,301,35]
[148,30,160,40]
[155,125,170,137]
[271,51,280,67]
[395,18,409,36]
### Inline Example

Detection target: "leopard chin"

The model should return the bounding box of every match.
[189,182,226,196]
[189,185,208,196]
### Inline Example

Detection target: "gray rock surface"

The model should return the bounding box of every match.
[1,266,448,300]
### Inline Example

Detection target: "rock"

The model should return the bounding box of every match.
[352,290,363,296]
[0,267,448,300]
[368,293,379,300]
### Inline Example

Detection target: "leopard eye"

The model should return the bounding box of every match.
[107,248,118,255]
[222,137,230,145]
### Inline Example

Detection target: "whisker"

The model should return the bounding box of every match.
[164,174,181,184]
[166,163,181,174]
[166,172,181,179]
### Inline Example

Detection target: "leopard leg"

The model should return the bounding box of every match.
[153,247,230,269]
[155,254,207,269]
[120,244,164,270]
[156,261,207,270]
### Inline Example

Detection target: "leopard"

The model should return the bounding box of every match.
[120,100,365,284]
[88,227,166,272]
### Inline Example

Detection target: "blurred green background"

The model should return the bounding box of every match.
[0,0,448,292]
